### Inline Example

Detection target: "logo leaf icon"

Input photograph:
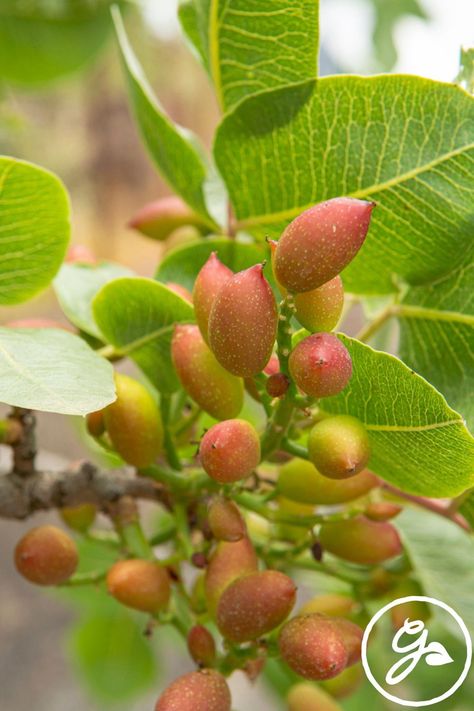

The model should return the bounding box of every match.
[424,642,454,667]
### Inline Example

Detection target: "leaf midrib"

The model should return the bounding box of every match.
[236,141,474,228]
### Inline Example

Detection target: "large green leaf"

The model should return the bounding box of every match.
[93,277,194,393]
[397,508,474,637]
[214,76,474,294]
[0,327,115,414]
[112,8,216,227]
[68,602,156,703]
[398,258,474,432]
[180,0,319,111]
[155,237,267,290]
[320,335,474,497]
[0,157,70,304]
[54,261,134,339]
[0,0,117,85]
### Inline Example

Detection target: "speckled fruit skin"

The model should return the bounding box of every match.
[278,458,378,505]
[103,373,163,468]
[308,415,371,479]
[274,198,375,293]
[106,559,170,613]
[319,515,402,565]
[14,525,78,586]
[332,618,363,666]
[287,682,343,711]
[294,276,344,332]
[171,325,244,420]
[279,614,349,681]
[200,419,261,483]
[299,594,358,619]
[205,538,258,616]
[321,664,364,699]
[60,503,96,532]
[86,409,106,438]
[208,264,278,377]
[187,625,217,667]
[208,498,246,542]
[289,333,352,398]
[128,195,206,241]
[193,252,233,343]
[155,669,231,711]
[216,570,296,642]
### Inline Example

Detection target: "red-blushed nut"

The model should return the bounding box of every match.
[216,570,296,642]
[205,538,258,616]
[166,281,193,302]
[155,669,231,711]
[193,252,233,343]
[14,525,78,586]
[266,372,290,398]
[106,559,171,613]
[274,198,375,293]
[171,324,244,420]
[208,497,246,542]
[289,333,352,398]
[318,515,403,565]
[128,195,206,241]
[199,419,261,483]
[187,625,216,667]
[208,264,278,377]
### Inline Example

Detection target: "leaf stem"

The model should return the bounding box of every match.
[356,305,398,342]
[161,394,183,471]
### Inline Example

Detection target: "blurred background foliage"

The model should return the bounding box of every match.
[0,1,473,710]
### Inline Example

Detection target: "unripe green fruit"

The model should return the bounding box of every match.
[289,334,352,398]
[166,281,193,302]
[332,618,363,666]
[187,625,216,667]
[193,252,233,343]
[216,570,296,642]
[155,670,231,711]
[277,458,378,505]
[365,501,403,521]
[308,415,370,479]
[287,683,342,711]
[389,579,431,630]
[86,409,106,438]
[279,614,349,680]
[266,372,290,398]
[274,198,375,293]
[321,663,364,699]
[200,419,261,483]
[128,195,206,241]
[60,503,96,532]
[164,225,202,253]
[208,264,278,377]
[208,497,246,542]
[299,594,357,619]
[171,325,244,420]
[106,559,170,613]
[205,537,258,616]
[318,515,402,565]
[104,373,163,468]
[14,525,78,586]
[276,496,315,541]
[294,276,344,332]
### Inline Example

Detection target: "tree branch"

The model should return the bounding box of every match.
[0,461,171,520]
[9,408,37,477]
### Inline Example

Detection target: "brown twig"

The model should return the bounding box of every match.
[8,408,37,477]
[381,481,470,532]
[0,461,170,520]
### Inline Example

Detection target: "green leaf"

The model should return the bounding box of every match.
[112,7,216,226]
[0,327,115,414]
[93,277,194,393]
[214,76,474,294]
[398,258,474,432]
[397,508,474,637]
[0,0,118,85]
[181,0,319,111]
[155,236,267,291]
[54,261,134,339]
[321,335,474,497]
[0,157,70,304]
[68,603,156,703]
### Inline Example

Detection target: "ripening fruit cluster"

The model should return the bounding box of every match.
[11,197,417,711]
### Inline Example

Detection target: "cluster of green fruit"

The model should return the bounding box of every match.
[13,197,419,711]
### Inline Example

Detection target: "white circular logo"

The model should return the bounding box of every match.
[362,596,472,707]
